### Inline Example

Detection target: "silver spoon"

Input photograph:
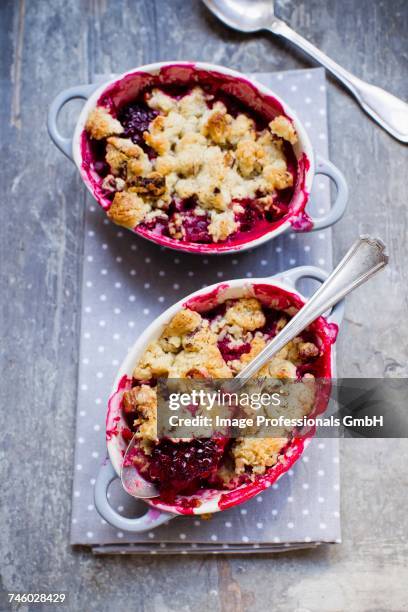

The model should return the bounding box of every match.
[202,0,408,143]
[225,235,388,393]
[121,433,159,498]
[122,236,387,499]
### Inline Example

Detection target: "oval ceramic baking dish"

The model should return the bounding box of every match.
[48,62,348,254]
[93,265,344,532]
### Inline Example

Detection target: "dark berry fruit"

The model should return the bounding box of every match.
[182,212,211,243]
[94,160,109,176]
[146,438,225,498]
[118,103,158,147]
[234,200,263,232]
[217,336,251,362]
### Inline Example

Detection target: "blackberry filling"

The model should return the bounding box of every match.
[118,103,158,148]
[171,196,196,213]
[201,303,227,321]
[182,212,211,243]
[259,308,281,338]
[265,200,289,221]
[235,200,264,232]
[144,438,225,499]
[93,160,110,176]
[217,337,251,362]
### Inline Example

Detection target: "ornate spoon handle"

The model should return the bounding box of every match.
[228,236,388,391]
[269,19,408,143]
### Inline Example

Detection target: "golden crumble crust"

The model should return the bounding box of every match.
[269,115,298,145]
[133,341,175,380]
[175,144,205,177]
[208,211,238,243]
[235,140,265,177]
[154,155,176,176]
[228,113,256,145]
[143,132,169,156]
[122,385,158,449]
[281,337,319,364]
[232,438,288,475]
[162,309,202,337]
[128,172,166,198]
[298,341,320,360]
[135,415,157,449]
[285,376,315,419]
[107,191,151,229]
[177,87,209,117]
[85,107,124,140]
[85,87,296,241]
[225,298,266,331]
[158,309,203,353]
[201,103,231,145]
[106,137,144,157]
[105,138,146,176]
[182,322,218,352]
[105,137,151,178]
[169,344,233,379]
[146,89,177,113]
[263,161,293,191]
[258,356,298,379]
[123,384,156,418]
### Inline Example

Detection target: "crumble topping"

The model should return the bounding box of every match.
[232,438,288,475]
[85,86,298,244]
[122,296,320,493]
[225,298,266,331]
[208,211,238,243]
[132,341,175,380]
[105,137,151,176]
[85,107,124,140]
[269,115,298,145]
[107,191,151,229]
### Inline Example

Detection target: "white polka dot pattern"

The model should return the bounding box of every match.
[70,68,341,552]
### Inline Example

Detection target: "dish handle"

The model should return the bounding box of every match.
[301,155,349,232]
[94,460,174,532]
[276,265,345,327]
[47,83,98,160]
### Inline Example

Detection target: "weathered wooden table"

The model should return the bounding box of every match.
[1,0,407,610]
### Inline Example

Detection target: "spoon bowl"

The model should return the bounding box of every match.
[121,433,159,498]
[202,0,275,32]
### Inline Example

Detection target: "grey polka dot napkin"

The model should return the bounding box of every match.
[69,68,341,553]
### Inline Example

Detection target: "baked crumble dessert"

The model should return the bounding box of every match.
[85,86,298,245]
[120,296,323,501]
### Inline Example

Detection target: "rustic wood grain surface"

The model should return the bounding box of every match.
[1,0,407,610]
